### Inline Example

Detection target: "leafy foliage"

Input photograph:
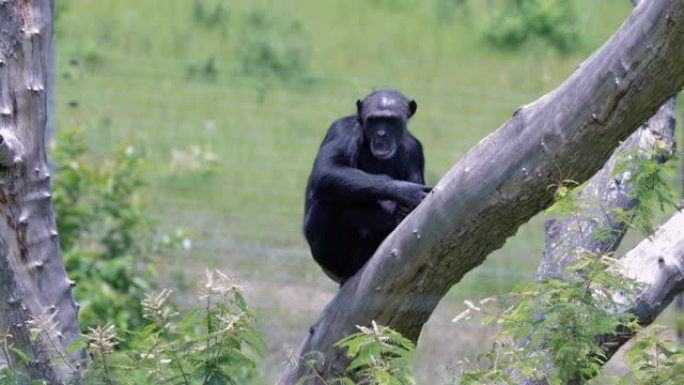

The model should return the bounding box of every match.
[616,327,684,385]
[450,144,681,384]
[452,254,641,385]
[8,108,683,385]
[484,0,580,52]
[543,144,679,242]
[76,270,263,385]
[238,8,310,82]
[295,322,416,385]
[192,0,230,29]
[543,178,581,218]
[336,321,415,385]
[612,144,679,237]
[52,128,187,334]
[187,56,220,81]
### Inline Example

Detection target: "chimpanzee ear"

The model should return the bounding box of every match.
[408,100,417,118]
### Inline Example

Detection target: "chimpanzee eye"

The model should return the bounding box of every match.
[383,117,401,128]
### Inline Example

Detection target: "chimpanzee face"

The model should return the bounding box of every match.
[356,90,417,160]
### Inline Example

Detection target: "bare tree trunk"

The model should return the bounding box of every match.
[0,1,83,383]
[279,0,684,383]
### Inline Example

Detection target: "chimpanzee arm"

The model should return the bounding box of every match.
[311,139,428,207]
[313,147,395,201]
[394,136,428,219]
[406,137,426,185]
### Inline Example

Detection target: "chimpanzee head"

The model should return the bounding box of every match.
[356,89,417,160]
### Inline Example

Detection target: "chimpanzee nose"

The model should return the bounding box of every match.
[378,130,386,137]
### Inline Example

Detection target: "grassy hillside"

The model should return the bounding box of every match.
[53,0,680,382]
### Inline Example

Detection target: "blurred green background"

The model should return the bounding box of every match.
[53,0,681,382]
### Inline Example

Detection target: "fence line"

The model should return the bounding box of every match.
[58,51,542,102]
[55,55,683,305]
[60,75,516,122]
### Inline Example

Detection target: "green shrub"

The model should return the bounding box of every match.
[52,128,180,334]
[296,321,416,385]
[452,149,681,384]
[76,270,263,385]
[612,144,679,236]
[192,0,230,29]
[618,327,684,385]
[434,0,468,23]
[484,0,580,52]
[186,56,219,81]
[238,9,310,81]
[336,322,415,385]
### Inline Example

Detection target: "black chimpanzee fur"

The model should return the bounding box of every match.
[303,89,430,285]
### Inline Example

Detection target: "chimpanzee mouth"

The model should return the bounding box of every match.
[370,136,397,160]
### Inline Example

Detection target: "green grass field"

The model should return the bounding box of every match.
[54,0,682,382]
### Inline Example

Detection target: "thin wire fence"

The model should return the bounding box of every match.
[55,51,683,287]
[54,49,684,384]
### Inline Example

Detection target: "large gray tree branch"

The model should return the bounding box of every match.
[0,1,83,383]
[279,0,684,382]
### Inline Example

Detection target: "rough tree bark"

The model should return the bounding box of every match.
[279,0,684,383]
[0,1,83,383]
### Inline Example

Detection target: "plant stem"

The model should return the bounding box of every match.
[170,344,190,385]
[99,351,114,385]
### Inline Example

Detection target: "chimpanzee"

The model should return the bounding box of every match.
[303,89,430,285]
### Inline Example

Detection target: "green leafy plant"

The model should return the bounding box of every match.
[296,321,416,385]
[238,9,310,82]
[76,270,262,385]
[192,0,230,29]
[616,327,684,385]
[336,321,415,385]
[52,128,188,334]
[452,253,641,385]
[612,144,679,237]
[186,56,220,81]
[451,146,680,384]
[484,0,580,52]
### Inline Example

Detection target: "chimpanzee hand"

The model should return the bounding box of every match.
[391,180,432,209]
[395,204,412,220]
